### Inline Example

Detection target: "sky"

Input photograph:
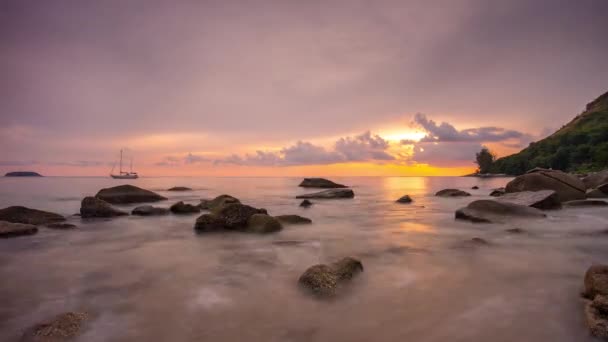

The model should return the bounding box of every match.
[1,0,607,176]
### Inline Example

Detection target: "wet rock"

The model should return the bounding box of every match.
[593,295,608,314]
[193,214,227,232]
[505,169,585,202]
[583,170,608,190]
[298,178,347,188]
[0,221,38,238]
[0,206,65,225]
[505,228,525,234]
[396,195,413,203]
[167,186,192,191]
[564,199,608,207]
[46,223,77,230]
[490,188,506,197]
[455,200,546,223]
[20,311,88,342]
[298,257,363,297]
[587,187,608,199]
[170,201,201,214]
[435,189,471,197]
[299,199,313,208]
[296,189,355,199]
[131,205,169,216]
[471,186,479,190]
[584,265,608,299]
[275,215,312,225]
[247,214,283,233]
[213,203,268,229]
[80,197,128,218]
[496,190,562,210]
[199,194,240,210]
[585,298,608,339]
[95,184,167,204]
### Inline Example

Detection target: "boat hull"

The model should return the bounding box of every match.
[110,174,138,179]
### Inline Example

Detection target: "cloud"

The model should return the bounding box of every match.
[0,160,40,166]
[412,142,483,167]
[334,131,395,161]
[281,141,344,165]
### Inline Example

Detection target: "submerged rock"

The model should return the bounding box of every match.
[167,186,192,191]
[298,257,363,297]
[396,195,413,203]
[80,197,128,218]
[132,205,169,216]
[436,189,471,197]
[275,215,312,225]
[0,206,65,225]
[170,201,201,214]
[471,186,479,190]
[46,223,77,230]
[583,265,608,299]
[564,199,608,207]
[199,194,240,210]
[296,189,355,199]
[455,200,546,223]
[20,311,88,342]
[505,228,525,234]
[247,214,283,233]
[496,190,561,210]
[95,184,167,204]
[298,178,347,188]
[505,169,585,202]
[490,188,506,197]
[299,199,313,208]
[0,221,38,238]
[5,171,42,177]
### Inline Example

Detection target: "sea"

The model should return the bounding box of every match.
[0,176,607,341]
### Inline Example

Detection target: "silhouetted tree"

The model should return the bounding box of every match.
[475,147,495,174]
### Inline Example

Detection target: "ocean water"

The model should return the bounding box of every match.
[0,176,607,341]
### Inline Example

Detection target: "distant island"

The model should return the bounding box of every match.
[4,171,43,177]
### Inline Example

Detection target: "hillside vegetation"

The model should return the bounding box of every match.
[490,91,608,175]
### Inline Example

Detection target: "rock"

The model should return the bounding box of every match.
[435,189,471,197]
[5,171,42,177]
[456,237,492,248]
[299,199,313,208]
[455,200,546,223]
[80,197,128,218]
[593,295,608,314]
[583,170,608,189]
[199,194,240,210]
[95,184,167,204]
[46,223,77,230]
[0,221,38,238]
[396,195,413,203]
[490,188,506,197]
[0,206,65,225]
[194,214,227,232]
[247,214,283,233]
[296,189,355,199]
[585,300,608,339]
[298,257,363,297]
[471,186,479,190]
[275,215,312,225]
[587,188,608,199]
[505,228,525,234]
[584,265,608,299]
[505,169,585,202]
[298,178,347,188]
[170,201,201,214]
[20,311,88,342]
[131,205,169,216]
[167,186,192,191]
[564,199,608,207]
[496,190,562,210]
[213,203,267,229]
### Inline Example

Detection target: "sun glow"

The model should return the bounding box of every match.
[381,131,426,143]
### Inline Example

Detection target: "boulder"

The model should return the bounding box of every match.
[46,223,77,230]
[170,201,201,214]
[564,199,608,207]
[20,312,88,342]
[396,195,413,204]
[80,197,128,218]
[167,186,192,191]
[0,221,38,238]
[298,257,363,297]
[247,214,283,233]
[199,194,240,210]
[213,203,267,229]
[0,206,65,225]
[587,187,608,199]
[471,186,479,190]
[489,188,506,197]
[584,265,608,299]
[95,184,167,204]
[296,189,355,199]
[299,199,313,208]
[455,200,546,223]
[505,169,585,202]
[193,214,227,233]
[298,178,347,188]
[275,215,312,225]
[132,205,170,216]
[583,170,608,190]
[496,190,561,210]
[435,189,471,197]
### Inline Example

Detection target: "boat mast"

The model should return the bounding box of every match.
[119,149,123,174]
[130,157,133,173]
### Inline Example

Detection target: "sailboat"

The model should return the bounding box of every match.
[110,149,139,179]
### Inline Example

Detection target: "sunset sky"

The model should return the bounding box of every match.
[1,0,608,176]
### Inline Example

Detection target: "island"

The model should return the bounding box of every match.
[4,171,43,177]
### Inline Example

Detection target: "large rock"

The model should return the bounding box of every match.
[247,214,283,233]
[132,205,169,216]
[583,265,608,299]
[167,186,192,191]
[583,170,608,190]
[436,189,471,197]
[496,190,561,210]
[0,206,65,225]
[0,221,38,238]
[396,195,413,203]
[298,257,363,297]
[298,178,347,188]
[455,200,546,223]
[505,169,585,202]
[199,194,240,210]
[80,197,128,218]
[586,188,608,199]
[170,201,201,214]
[564,199,608,207]
[194,214,227,232]
[296,189,355,199]
[213,203,267,229]
[20,312,88,342]
[275,215,312,225]
[299,200,313,208]
[95,184,167,204]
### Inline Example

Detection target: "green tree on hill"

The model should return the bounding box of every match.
[475,147,495,174]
